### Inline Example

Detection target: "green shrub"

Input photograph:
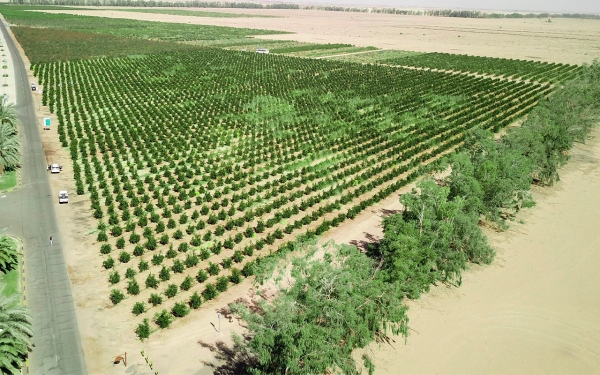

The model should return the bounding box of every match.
[127,279,140,295]
[189,292,202,309]
[159,266,171,281]
[136,318,150,340]
[145,273,159,289]
[154,309,173,329]
[148,293,163,306]
[171,301,190,317]
[110,289,125,305]
[196,269,208,283]
[172,259,185,273]
[202,283,218,301]
[230,268,242,284]
[180,275,194,291]
[215,276,229,292]
[138,259,149,272]
[207,262,220,276]
[132,301,146,316]
[108,270,120,285]
[103,256,115,269]
[125,267,136,279]
[164,283,178,298]
[100,243,112,254]
[119,251,131,263]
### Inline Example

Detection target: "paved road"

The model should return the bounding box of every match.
[0,22,87,375]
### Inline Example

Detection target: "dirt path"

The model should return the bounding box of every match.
[344,127,600,375]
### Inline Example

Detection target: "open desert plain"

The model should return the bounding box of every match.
[1,3,599,375]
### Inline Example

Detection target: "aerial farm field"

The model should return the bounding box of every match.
[2,4,600,375]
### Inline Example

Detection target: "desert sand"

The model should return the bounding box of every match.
[10,7,600,375]
[341,127,600,374]
[41,7,600,65]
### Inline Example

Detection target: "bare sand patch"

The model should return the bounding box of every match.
[40,7,600,64]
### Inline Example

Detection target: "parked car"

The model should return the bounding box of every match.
[49,164,62,174]
[58,190,69,204]
[31,82,36,91]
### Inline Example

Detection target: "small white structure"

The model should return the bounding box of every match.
[58,190,69,204]
[256,48,269,54]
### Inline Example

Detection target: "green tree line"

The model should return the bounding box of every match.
[229,60,600,374]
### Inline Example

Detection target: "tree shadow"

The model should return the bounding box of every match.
[198,339,255,375]
[380,208,401,217]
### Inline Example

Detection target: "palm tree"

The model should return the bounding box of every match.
[0,284,33,375]
[0,236,18,273]
[0,97,18,133]
[0,123,20,175]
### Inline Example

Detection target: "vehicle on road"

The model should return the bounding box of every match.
[58,190,68,203]
[49,164,62,174]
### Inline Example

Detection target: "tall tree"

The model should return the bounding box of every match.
[0,97,17,133]
[0,284,33,375]
[0,236,18,273]
[379,179,494,298]
[232,244,408,375]
[0,123,20,175]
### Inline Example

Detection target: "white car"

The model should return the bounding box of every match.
[58,190,68,204]
[50,164,61,173]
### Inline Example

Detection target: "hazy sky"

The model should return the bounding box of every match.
[296,0,600,14]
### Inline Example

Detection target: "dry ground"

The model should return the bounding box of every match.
[13,7,600,375]
[42,7,600,64]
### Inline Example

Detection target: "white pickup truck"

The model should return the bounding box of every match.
[58,190,69,204]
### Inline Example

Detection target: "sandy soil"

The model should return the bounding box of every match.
[41,7,600,64]
[8,7,600,375]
